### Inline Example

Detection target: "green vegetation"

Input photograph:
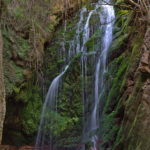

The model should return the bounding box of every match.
[2,29,30,95]
[99,4,146,150]
[3,81,42,145]
[1,0,149,149]
[85,29,102,52]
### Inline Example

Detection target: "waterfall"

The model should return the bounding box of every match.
[35,65,69,149]
[35,8,88,149]
[79,2,115,149]
[35,0,115,149]
[90,1,115,149]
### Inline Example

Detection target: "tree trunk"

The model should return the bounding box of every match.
[0,30,6,144]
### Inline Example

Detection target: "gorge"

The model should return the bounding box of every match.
[0,0,150,150]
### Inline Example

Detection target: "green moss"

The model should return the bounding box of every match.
[113,75,143,150]
[102,111,118,139]
[56,54,82,143]
[4,61,24,95]
[109,33,129,53]
[89,12,101,25]
[120,33,143,90]
[126,76,142,109]
[14,6,25,19]
[43,15,83,145]
[101,55,128,146]
[3,28,30,60]
[16,36,30,59]
[2,28,31,97]
[3,81,42,145]
[112,125,124,150]
[2,29,13,59]
[115,9,134,32]
[100,19,142,148]
[15,82,40,102]
[104,54,129,113]
[102,8,145,148]
[42,110,74,137]
[21,87,42,135]
[116,0,124,4]
[85,29,102,52]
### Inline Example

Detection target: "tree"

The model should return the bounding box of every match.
[0,30,6,144]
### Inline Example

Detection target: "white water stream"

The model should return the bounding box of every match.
[90,1,115,149]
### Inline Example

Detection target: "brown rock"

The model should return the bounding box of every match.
[138,27,150,75]
[141,48,149,65]
[142,79,150,103]
[139,65,150,74]
[19,145,34,150]
[0,145,18,150]
[15,60,25,67]
[23,70,32,80]
[127,79,134,87]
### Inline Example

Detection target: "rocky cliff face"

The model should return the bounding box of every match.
[119,26,150,150]
[114,25,150,150]
[100,3,150,150]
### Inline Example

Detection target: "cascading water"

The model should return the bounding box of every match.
[35,0,115,149]
[79,2,115,149]
[90,1,115,149]
[35,65,69,149]
[35,8,87,149]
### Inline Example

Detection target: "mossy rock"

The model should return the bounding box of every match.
[85,29,102,52]
[110,33,129,53]
[4,61,24,95]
